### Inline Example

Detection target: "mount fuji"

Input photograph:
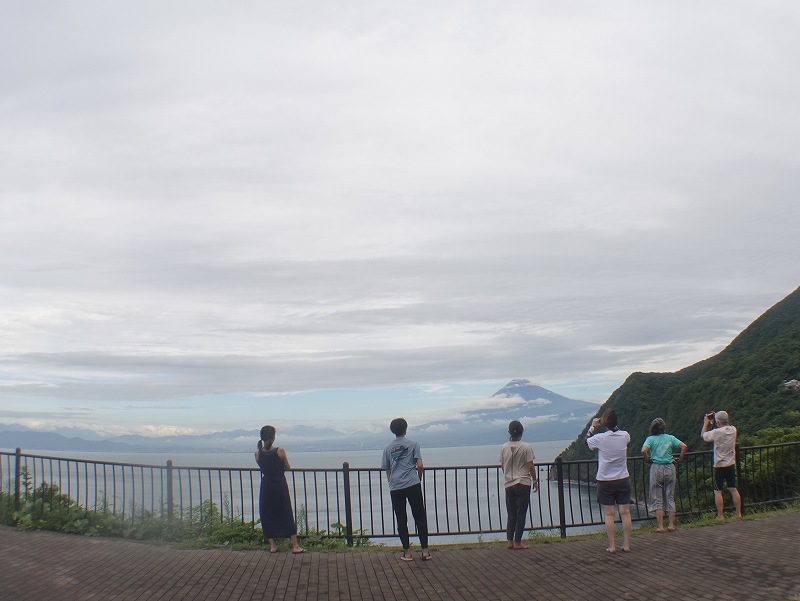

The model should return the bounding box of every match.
[408,379,600,447]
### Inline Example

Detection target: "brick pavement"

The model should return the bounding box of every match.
[1,512,799,600]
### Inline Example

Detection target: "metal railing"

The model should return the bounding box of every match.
[2,442,798,544]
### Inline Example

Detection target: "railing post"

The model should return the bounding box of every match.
[166,460,174,524]
[342,462,354,547]
[14,448,22,510]
[555,455,567,538]
[735,444,744,516]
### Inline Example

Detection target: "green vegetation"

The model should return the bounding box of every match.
[291,504,372,550]
[0,469,368,551]
[562,285,800,461]
[556,286,800,516]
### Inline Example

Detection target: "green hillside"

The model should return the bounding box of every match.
[561,285,800,461]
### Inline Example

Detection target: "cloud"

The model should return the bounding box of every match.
[419,424,450,433]
[489,415,560,428]
[135,425,204,438]
[1,1,799,433]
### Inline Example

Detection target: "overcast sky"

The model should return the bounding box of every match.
[1,1,799,438]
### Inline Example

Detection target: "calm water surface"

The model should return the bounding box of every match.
[10,440,573,469]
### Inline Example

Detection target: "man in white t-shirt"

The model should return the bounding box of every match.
[701,410,743,521]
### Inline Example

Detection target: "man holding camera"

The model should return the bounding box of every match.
[701,410,743,522]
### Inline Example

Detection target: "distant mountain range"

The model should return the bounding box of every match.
[0,379,599,454]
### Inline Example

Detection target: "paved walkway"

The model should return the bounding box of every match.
[1,513,799,601]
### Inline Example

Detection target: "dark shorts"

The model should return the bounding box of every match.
[714,465,736,491]
[597,477,631,506]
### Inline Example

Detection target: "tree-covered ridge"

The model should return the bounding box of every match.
[561,285,800,461]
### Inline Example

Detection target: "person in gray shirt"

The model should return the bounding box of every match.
[499,420,539,549]
[381,418,431,561]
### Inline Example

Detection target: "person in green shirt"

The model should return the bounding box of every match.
[641,418,687,532]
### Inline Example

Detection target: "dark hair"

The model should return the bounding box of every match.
[260,425,276,449]
[601,408,618,430]
[650,418,666,435]
[508,420,524,441]
[390,418,408,437]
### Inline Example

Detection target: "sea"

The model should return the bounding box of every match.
[5,439,573,469]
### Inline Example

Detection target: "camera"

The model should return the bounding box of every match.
[706,411,716,426]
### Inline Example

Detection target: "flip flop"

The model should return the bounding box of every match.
[292,549,306,554]
[269,549,279,554]
[606,548,617,554]
[400,554,414,562]
[421,552,433,561]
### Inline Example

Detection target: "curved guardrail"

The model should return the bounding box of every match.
[2,442,798,544]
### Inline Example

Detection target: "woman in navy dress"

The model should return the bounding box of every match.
[255,425,305,553]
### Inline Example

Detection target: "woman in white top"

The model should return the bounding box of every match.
[586,408,632,553]
[499,420,539,549]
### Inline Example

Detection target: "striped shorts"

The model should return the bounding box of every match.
[648,463,676,513]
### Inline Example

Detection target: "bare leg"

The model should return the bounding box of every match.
[654,509,665,532]
[619,505,632,552]
[603,505,617,552]
[714,490,725,521]
[668,511,676,531]
[290,534,304,553]
[730,488,743,519]
[268,538,278,553]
